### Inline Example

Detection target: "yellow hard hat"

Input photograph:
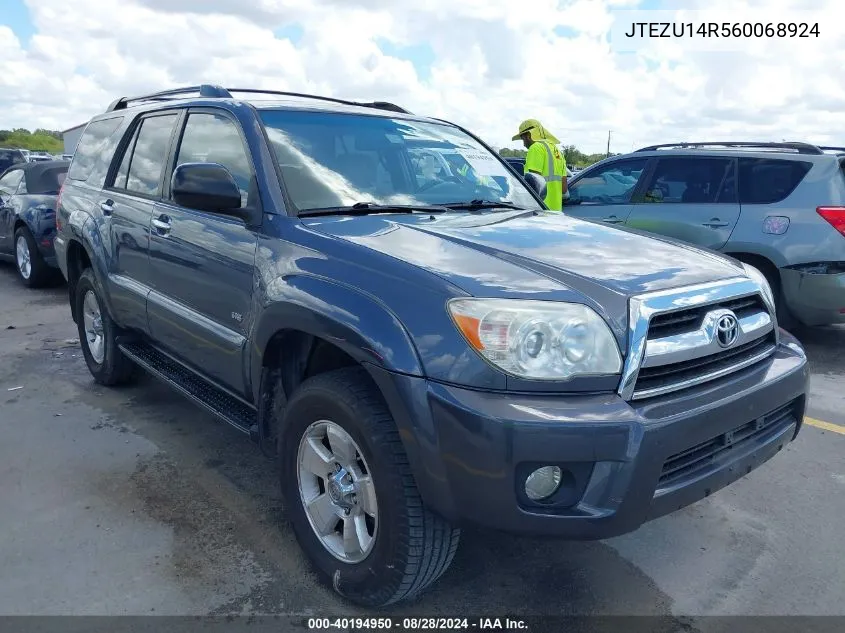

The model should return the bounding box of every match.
[512,119,560,144]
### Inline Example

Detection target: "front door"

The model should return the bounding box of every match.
[0,169,24,254]
[624,156,740,250]
[146,109,260,397]
[564,157,650,225]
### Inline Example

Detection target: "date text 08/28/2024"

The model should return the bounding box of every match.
[624,22,820,38]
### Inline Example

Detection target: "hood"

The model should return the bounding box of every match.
[302,211,747,338]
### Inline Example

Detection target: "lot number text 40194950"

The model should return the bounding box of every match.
[624,22,820,39]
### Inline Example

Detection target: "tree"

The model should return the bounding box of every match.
[0,128,64,153]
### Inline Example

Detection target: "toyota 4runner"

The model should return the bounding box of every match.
[54,85,809,607]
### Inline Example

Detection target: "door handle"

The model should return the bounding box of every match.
[602,215,624,224]
[701,218,729,228]
[100,199,114,216]
[151,215,171,235]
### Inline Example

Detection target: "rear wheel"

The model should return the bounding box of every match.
[14,226,51,288]
[74,268,136,386]
[760,267,797,330]
[278,367,460,607]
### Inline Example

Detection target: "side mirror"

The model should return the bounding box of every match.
[171,162,246,218]
[523,172,547,200]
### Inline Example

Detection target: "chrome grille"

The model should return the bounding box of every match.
[618,278,779,401]
[647,295,767,339]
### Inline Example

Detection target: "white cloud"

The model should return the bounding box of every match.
[0,0,843,154]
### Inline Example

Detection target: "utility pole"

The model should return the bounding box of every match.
[606,130,611,158]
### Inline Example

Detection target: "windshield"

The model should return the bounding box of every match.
[259,110,541,212]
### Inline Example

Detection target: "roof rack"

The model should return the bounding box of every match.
[634,141,824,155]
[105,84,413,114]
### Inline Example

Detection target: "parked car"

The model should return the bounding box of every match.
[0,148,27,173]
[55,86,808,607]
[563,142,845,327]
[0,160,69,287]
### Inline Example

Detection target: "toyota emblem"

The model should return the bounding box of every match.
[715,313,739,348]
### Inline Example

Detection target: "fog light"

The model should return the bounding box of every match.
[525,466,562,501]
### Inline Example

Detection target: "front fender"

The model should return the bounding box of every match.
[250,273,424,402]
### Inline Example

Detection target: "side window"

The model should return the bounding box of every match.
[738,158,812,204]
[112,125,140,190]
[640,157,735,204]
[124,113,179,197]
[0,169,24,195]
[173,112,254,208]
[16,175,28,195]
[67,117,125,185]
[569,159,648,204]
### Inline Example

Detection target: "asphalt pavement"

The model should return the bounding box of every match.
[1,264,844,621]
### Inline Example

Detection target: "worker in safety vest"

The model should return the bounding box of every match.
[512,119,566,211]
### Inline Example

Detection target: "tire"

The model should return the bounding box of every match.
[14,226,52,288]
[278,367,460,607]
[762,267,797,330]
[74,268,135,386]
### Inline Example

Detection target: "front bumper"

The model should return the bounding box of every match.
[781,267,845,326]
[371,332,808,539]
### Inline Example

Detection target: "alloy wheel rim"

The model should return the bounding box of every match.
[297,420,378,563]
[16,236,31,280]
[82,290,105,364]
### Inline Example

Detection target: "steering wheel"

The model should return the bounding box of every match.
[417,176,462,193]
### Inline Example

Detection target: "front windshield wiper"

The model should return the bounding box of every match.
[441,199,526,211]
[299,202,450,217]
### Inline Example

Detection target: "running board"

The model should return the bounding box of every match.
[118,340,257,436]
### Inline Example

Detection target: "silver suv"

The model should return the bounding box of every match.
[564,142,845,327]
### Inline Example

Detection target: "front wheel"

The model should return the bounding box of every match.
[278,367,460,607]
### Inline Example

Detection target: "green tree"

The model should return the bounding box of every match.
[1,128,63,153]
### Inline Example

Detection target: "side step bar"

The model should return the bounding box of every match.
[118,340,258,436]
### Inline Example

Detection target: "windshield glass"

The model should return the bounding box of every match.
[259,109,541,212]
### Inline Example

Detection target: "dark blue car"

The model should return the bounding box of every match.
[0,160,69,287]
[54,86,808,607]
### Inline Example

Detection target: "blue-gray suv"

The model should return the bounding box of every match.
[54,87,809,607]
[564,142,845,328]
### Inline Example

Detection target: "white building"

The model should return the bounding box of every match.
[62,123,87,156]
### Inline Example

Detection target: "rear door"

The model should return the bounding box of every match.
[565,157,650,224]
[625,155,740,250]
[104,110,181,332]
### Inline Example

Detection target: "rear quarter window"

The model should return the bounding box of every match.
[67,117,126,186]
[738,157,812,204]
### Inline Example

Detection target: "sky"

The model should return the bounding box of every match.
[0,0,843,154]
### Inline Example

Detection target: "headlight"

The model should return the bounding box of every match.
[447,298,622,380]
[741,263,776,309]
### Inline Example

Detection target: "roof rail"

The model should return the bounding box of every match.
[817,146,845,154]
[104,85,413,115]
[634,141,824,155]
[106,84,232,112]
[225,89,412,114]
